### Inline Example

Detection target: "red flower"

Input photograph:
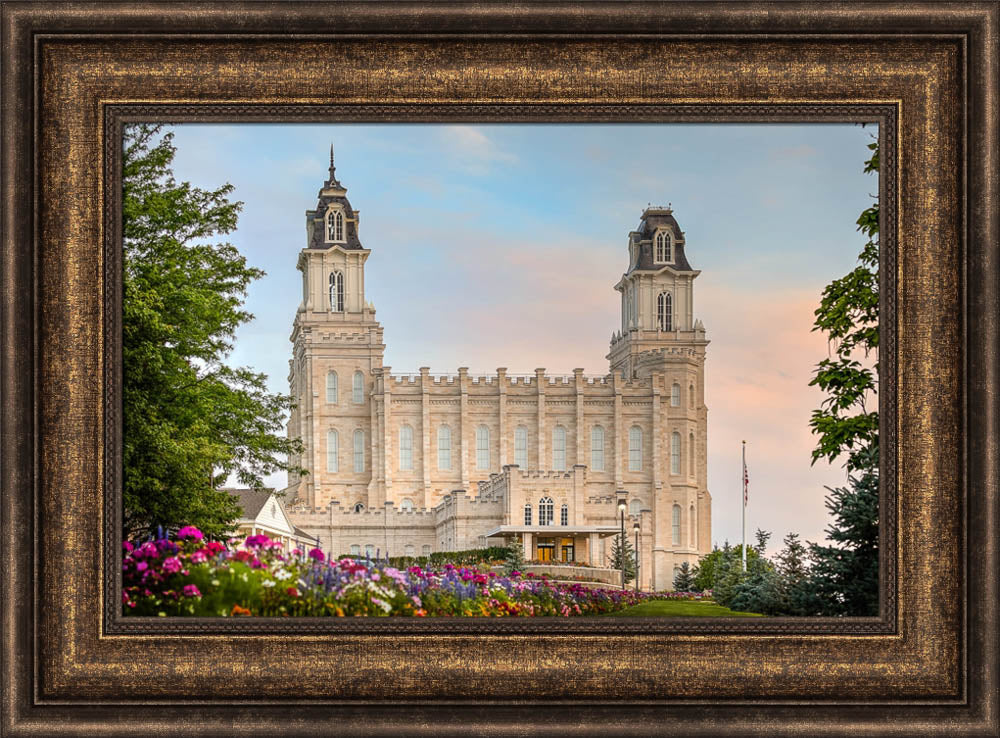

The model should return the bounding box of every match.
[286,587,300,597]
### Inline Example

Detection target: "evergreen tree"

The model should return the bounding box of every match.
[122,124,304,539]
[673,561,695,592]
[773,532,818,616]
[504,537,526,575]
[609,533,637,584]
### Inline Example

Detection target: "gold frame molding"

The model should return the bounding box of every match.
[2,3,996,735]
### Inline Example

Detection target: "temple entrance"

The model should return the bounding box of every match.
[536,541,555,562]
[560,538,575,562]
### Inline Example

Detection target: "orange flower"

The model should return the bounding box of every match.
[414,609,427,617]
[230,604,252,617]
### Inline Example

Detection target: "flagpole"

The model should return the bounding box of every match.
[741,440,747,572]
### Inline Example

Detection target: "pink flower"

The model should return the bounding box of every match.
[177,525,204,541]
[204,541,225,555]
[135,561,148,572]
[308,548,325,562]
[245,534,271,549]
[138,542,158,558]
[122,541,134,553]
[162,556,182,574]
[190,549,207,563]
[182,584,201,597]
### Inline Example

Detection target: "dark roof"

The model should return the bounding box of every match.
[305,146,365,251]
[293,526,321,544]
[224,487,276,521]
[626,207,694,273]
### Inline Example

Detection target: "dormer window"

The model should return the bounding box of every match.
[326,209,344,242]
[655,230,673,263]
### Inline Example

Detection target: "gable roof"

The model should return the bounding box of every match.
[224,487,275,522]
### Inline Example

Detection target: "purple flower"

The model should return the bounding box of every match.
[162,556,182,574]
[122,541,134,553]
[182,584,201,597]
[245,534,271,549]
[308,548,325,562]
[177,525,204,541]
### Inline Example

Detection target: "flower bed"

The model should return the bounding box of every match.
[122,528,697,617]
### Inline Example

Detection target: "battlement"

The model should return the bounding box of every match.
[382,370,612,389]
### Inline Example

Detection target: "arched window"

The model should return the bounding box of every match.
[591,425,605,471]
[399,424,413,470]
[353,429,365,473]
[329,271,345,312]
[523,504,532,526]
[672,504,682,546]
[552,426,566,470]
[689,432,696,475]
[437,425,452,470]
[476,425,490,470]
[539,497,554,526]
[400,498,414,512]
[326,209,344,242]
[349,544,361,557]
[354,502,365,513]
[560,503,569,526]
[629,498,642,516]
[326,429,339,473]
[404,544,415,557]
[689,504,696,547]
[655,230,672,263]
[628,425,643,471]
[671,383,681,406]
[671,431,681,475]
[514,426,528,467]
[421,545,431,556]
[352,371,364,404]
[325,370,338,404]
[657,291,673,331]
[364,543,375,559]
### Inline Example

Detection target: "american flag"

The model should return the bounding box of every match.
[743,455,749,506]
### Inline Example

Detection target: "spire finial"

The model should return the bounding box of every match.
[325,143,341,187]
[330,143,335,168]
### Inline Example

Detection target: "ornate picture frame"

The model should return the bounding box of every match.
[2,3,996,735]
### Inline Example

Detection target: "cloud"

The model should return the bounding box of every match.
[770,143,818,161]
[440,126,518,175]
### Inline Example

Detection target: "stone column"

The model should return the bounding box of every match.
[420,367,431,504]
[497,368,508,467]
[523,532,534,561]
[535,368,546,470]
[588,533,599,566]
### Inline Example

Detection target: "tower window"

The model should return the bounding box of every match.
[438,425,452,470]
[399,424,413,471]
[671,431,681,475]
[514,426,528,467]
[476,425,490,470]
[329,271,344,312]
[400,498,414,512]
[326,429,339,473]
[690,504,696,547]
[326,370,338,404]
[326,209,344,242]
[671,383,681,406]
[353,429,365,473]
[524,504,532,526]
[560,503,569,526]
[657,291,673,331]
[552,426,566,471]
[628,426,643,471]
[590,425,605,472]
[655,230,672,263]
[689,432,696,475]
[352,371,364,404]
[539,497,554,526]
[672,504,682,546]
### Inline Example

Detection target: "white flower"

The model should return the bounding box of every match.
[273,568,292,581]
[261,580,275,588]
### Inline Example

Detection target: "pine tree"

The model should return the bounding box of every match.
[609,533,637,584]
[122,124,304,539]
[504,537,526,575]
[673,561,695,592]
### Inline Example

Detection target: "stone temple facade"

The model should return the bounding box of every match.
[284,149,712,590]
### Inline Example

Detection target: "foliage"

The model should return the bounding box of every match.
[502,539,527,575]
[380,546,512,571]
[809,137,880,474]
[123,528,689,617]
[609,533,637,583]
[691,539,767,594]
[806,446,880,616]
[122,124,303,539]
[673,561,696,592]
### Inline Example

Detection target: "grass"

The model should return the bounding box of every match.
[603,599,764,617]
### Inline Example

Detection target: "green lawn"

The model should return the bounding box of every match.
[604,600,764,617]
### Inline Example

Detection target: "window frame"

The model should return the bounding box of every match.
[352,370,364,404]
[399,424,414,471]
[437,424,452,471]
[672,504,682,546]
[326,208,345,243]
[671,383,681,406]
[326,429,339,473]
[560,503,569,526]
[628,425,643,471]
[671,431,682,475]
[476,424,490,470]
[657,291,673,331]
[523,504,532,526]
[514,425,528,467]
[325,370,338,404]
[538,496,554,526]
[552,425,567,471]
[654,229,673,264]
[590,425,605,472]
[329,270,345,313]
[353,428,366,473]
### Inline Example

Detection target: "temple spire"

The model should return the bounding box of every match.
[326,143,342,188]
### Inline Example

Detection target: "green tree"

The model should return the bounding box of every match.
[122,124,304,539]
[609,533,637,584]
[673,561,695,592]
[691,537,768,598]
[772,532,818,616]
[805,136,880,616]
[503,538,527,575]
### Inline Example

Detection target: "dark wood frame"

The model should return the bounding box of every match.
[2,2,996,735]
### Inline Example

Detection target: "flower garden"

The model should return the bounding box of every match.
[122,527,707,617]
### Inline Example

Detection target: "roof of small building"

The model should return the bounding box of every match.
[224,487,276,522]
[293,526,321,544]
[626,206,694,273]
[305,145,365,251]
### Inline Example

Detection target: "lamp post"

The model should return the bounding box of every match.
[633,521,640,593]
[616,491,627,590]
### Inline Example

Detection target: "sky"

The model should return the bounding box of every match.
[166,122,878,552]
